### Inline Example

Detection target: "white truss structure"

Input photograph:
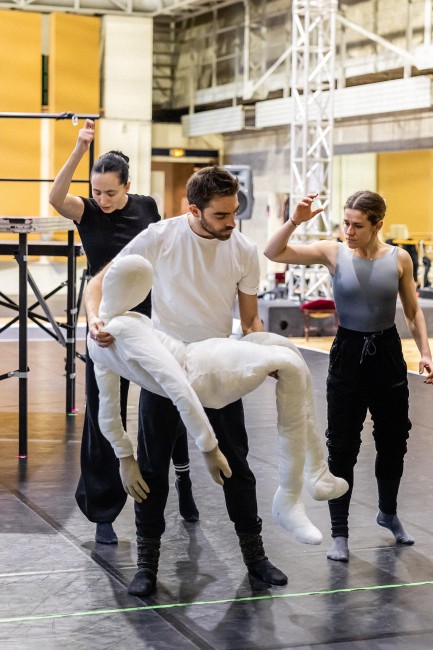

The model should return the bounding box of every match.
[287,0,337,302]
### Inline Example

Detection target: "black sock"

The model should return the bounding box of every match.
[327,536,349,562]
[175,471,199,522]
[95,523,118,544]
[377,511,414,545]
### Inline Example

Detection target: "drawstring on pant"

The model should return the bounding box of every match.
[360,331,383,364]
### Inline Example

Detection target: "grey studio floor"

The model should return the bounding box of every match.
[1,333,433,650]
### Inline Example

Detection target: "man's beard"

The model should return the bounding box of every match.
[200,214,234,241]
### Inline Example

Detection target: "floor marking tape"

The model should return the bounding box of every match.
[1,579,433,624]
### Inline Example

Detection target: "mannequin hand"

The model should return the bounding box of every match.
[119,456,150,503]
[202,446,232,486]
[88,315,115,348]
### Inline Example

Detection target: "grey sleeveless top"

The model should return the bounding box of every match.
[331,242,399,332]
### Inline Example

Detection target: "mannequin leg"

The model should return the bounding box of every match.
[244,332,348,502]
[187,333,346,544]
[272,353,322,544]
[302,369,348,501]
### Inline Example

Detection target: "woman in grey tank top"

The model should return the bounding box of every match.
[264,190,433,562]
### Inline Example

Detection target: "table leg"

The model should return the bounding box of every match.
[18,233,28,458]
[66,230,77,414]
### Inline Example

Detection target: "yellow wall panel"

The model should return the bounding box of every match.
[0,11,41,111]
[377,150,433,239]
[49,13,100,113]
[0,120,40,216]
[332,153,377,224]
[0,12,41,215]
[48,13,100,227]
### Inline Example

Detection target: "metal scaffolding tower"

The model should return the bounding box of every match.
[287,0,338,302]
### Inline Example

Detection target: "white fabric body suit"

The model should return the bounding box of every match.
[88,256,348,545]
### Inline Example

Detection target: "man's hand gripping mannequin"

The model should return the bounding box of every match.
[88,255,348,545]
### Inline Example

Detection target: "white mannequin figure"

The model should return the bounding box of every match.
[88,255,231,500]
[88,255,348,545]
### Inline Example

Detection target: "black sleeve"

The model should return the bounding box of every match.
[146,196,161,223]
[77,196,96,225]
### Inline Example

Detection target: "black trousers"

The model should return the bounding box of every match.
[325,325,411,538]
[75,355,192,524]
[134,388,262,539]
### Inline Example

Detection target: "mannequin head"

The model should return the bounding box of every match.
[99,255,153,321]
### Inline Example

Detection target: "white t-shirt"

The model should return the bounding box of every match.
[117,215,260,343]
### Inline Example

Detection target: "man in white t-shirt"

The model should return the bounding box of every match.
[85,166,288,596]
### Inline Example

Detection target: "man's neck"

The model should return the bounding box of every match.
[187,213,214,239]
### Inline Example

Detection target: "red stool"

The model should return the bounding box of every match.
[299,299,338,341]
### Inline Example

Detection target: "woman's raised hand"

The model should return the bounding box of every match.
[292,193,324,225]
[77,119,95,152]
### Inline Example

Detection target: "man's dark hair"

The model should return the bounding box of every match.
[186,166,239,211]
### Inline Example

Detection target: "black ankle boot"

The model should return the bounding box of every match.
[238,532,288,586]
[175,472,199,522]
[128,569,157,597]
[128,537,160,597]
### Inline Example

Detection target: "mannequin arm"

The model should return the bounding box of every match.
[93,363,150,502]
[93,362,134,458]
[117,325,219,452]
[93,318,232,484]
[85,266,115,347]
[123,333,234,483]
